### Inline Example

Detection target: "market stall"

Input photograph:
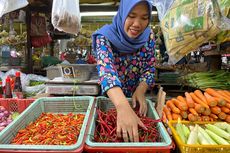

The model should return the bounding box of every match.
[0,0,229,153]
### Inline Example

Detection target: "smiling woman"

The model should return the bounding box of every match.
[92,0,156,143]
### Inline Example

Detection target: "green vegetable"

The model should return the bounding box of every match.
[179,71,230,90]
[187,124,198,145]
[205,129,229,145]
[182,124,190,140]
[176,122,187,143]
[205,124,230,141]
[214,122,230,133]
[198,131,210,145]
[29,80,45,86]
[11,112,20,120]
[197,126,217,145]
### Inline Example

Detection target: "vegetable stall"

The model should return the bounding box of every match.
[0,0,229,153]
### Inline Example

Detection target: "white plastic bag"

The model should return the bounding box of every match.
[0,0,28,18]
[152,0,175,21]
[51,0,81,35]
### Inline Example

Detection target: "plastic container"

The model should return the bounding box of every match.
[0,98,35,113]
[0,96,95,153]
[168,120,230,153]
[85,96,172,153]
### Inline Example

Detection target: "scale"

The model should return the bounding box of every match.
[45,79,100,96]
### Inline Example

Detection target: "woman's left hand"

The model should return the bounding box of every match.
[132,82,148,116]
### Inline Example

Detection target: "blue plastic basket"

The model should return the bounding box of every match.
[0,96,94,152]
[85,96,172,153]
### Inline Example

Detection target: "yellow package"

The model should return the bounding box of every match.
[160,0,222,64]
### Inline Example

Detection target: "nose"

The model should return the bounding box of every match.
[132,18,142,28]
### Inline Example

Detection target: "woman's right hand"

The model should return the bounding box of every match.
[106,87,147,142]
[116,103,147,142]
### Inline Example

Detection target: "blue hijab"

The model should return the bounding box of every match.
[92,0,152,53]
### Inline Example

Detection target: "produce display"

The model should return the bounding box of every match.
[174,121,230,145]
[179,71,230,90]
[11,113,85,145]
[0,106,19,132]
[29,80,45,86]
[163,88,230,122]
[94,108,160,142]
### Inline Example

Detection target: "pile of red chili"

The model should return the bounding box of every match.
[11,113,85,145]
[94,108,160,142]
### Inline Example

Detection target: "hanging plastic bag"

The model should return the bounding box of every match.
[0,0,28,18]
[159,0,223,64]
[51,0,81,35]
[152,0,174,21]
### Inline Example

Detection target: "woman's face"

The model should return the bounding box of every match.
[124,2,149,39]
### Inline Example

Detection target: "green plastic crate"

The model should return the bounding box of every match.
[0,96,94,152]
[85,96,172,153]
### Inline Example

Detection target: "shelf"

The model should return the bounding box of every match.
[203,46,230,56]
[0,66,24,72]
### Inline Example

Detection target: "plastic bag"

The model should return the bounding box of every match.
[0,0,28,18]
[152,0,174,21]
[24,74,49,95]
[217,0,230,18]
[51,0,81,35]
[160,0,222,64]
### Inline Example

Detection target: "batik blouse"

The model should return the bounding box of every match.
[95,34,155,97]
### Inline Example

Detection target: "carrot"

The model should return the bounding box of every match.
[194,103,205,114]
[202,108,211,116]
[214,97,226,107]
[172,98,188,111]
[209,117,214,122]
[185,92,195,108]
[221,106,230,114]
[172,113,182,120]
[209,113,218,119]
[197,116,202,121]
[205,88,230,103]
[226,115,230,123]
[162,111,167,123]
[218,112,227,120]
[190,92,209,108]
[189,108,199,116]
[217,90,230,100]
[201,116,210,122]
[204,92,218,107]
[226,103,230,109]
[166,100,180,114]
[194,90,207,104]
[210,106,221,115]
[180,111,188,119]
[223,90,230,97]
[163,106,172,121]
[177,96,187,104]
[188,113,198,122]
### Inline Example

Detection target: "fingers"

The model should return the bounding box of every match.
[128,128,134,142]
[139,100,147,116]
[122,129,129,142]
[132,125,139,142]
[138,120,147,130]
[132,98,136,108]
[117,126,122,138]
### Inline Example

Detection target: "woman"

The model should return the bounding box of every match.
[92,0,155,142]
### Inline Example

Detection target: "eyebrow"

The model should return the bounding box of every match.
[129,12,149,17]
